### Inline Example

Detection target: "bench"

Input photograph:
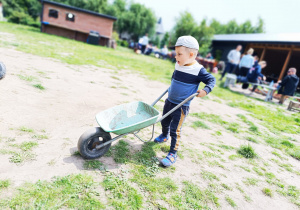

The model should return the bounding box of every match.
[224,73,237,88]
[287,97,300,112]
[248,83,277,102]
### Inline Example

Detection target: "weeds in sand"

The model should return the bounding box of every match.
[237,114,260,134]
[9,151,36,164]
[208,160,225,169]
[221,183,233,191]
[212,131,222,136]
[262,188,273,197]
[246,136,259,143]
[228,154,243,161]
[192,120,210,129]
[239,165,251,172]
[226,122,241,133]
[203,151,220,158]
[0,149,14,155]
[244,195,252,202]
[0,174,104,209]
[0,179,10,190]
[173,181,219,208]
[218,144,235,150]
[243,177,260,186]
[19,126,34,133]
[237,144,257,159]
[33,83,45,90]
[252,167,264,176]
[111,76,121,80]
[32,134,48,140]
[18,74,38,82]
[83,160,105,171]
[201,170,220,181]
[235,183,245,193]
[225,196,237,207]
[271,151,287,160]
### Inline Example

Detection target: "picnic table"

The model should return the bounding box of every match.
[248,82,277,102]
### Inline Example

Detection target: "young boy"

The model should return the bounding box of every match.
[155,35,216,167]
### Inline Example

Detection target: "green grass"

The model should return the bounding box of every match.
[237,144,258,159]
[110,140,131,163]
[0,174,104,209]
[192,120,210,129]
[18,126,34,133]
[9,152,36,164]
[83,160,105,170]
[0,180,10,190]
[33,83,45,90]
[225,196,237,207]
[201,170,220,181]
[262,188,273,197]
[171,181,219,208]
[103,173,143,209]
[243,177,260,186]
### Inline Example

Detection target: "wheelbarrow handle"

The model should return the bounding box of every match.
[155,92,199,123]
[151,88,168,106]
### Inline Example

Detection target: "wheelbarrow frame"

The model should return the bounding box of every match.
[94,88,198,150]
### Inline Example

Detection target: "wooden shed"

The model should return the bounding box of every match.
[40,0,117,46]
[212,33,300,90]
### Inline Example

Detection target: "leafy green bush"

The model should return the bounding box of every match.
[7,11,40,28]
[237,144,257,159]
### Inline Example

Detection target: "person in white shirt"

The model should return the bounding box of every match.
[237,48,254,77]
[220,45,242,80]
[140,33,149,54]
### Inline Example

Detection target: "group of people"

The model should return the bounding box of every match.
[135,34,169,59]
[220,45,299,104]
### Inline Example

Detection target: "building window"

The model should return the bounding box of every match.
[48,9,58,18]
[66,13,75,22]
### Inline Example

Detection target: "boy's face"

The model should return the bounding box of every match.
[175,46,194,66]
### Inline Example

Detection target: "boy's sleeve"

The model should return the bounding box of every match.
[198,68,216,94]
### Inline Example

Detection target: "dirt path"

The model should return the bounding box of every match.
[0,47,299,209]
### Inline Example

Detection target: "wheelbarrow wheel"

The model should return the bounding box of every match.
[77,127,111,159]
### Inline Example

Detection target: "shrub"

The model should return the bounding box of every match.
[237,144,257,159]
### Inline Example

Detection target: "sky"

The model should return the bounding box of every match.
[133,0,300,34]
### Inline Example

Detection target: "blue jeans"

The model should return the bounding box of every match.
[221,62,238,79]
[161,99,189,154]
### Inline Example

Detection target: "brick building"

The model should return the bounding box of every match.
[40,0,117,46]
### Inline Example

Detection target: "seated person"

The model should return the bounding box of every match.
[144,43,153,55]
[237,61,267,90]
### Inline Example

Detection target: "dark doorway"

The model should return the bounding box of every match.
[263,49,289,82]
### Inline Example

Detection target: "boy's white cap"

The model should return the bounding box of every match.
[175,35,199,50]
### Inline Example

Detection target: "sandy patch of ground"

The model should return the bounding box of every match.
[0,47,299,209]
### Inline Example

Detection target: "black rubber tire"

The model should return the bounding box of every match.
[77,127,111,159]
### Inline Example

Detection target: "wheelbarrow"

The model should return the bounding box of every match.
[77,88,198,159]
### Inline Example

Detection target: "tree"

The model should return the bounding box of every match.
[171,11,197,45]
[209,18,265,34]
[171,12,213,55]
[117,3,156,41]
[2,0,41,27]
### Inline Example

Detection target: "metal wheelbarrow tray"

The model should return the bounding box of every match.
[96,101,160,135]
